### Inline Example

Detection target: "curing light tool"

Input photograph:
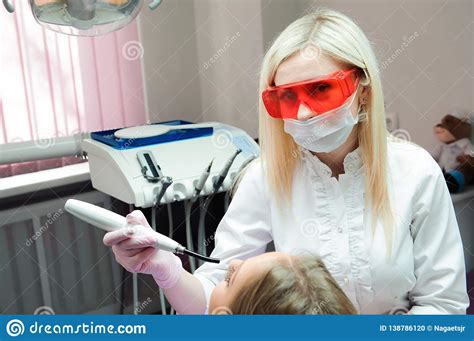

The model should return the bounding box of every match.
[64,199,220,264]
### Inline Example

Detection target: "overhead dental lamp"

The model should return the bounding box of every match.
[2,0,162,36]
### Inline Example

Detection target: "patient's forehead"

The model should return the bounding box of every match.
[249,251,289,264]
[235,252,290,282]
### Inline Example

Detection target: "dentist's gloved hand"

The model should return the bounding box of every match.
[103,210,183,289]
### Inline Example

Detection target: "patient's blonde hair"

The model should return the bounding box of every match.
[227,255,357,314]
[258,8,393,253]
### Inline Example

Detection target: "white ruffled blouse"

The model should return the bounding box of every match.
[194,139,469,314]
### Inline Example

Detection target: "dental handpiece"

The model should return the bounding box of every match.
[192,159,213,203]
[154,176,173,205]
[213,149,242,192]
[64,199,220,264]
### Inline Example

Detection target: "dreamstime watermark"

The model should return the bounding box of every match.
[380,32,419,70]
[391,128,411,142]
[34,306,55,315]
[296,118,331,150]
[122,40,144,61]
[34,135,56,150]
[311,295,331,314]
[211,129,233,149]
[25,209,64,247]
[122,137,136,149]
[135,297,152,314]
[203,31,241,70]
[210,306,233,315]
[204,233,216,248]
[300,218,320,238]
[300,41,321,61]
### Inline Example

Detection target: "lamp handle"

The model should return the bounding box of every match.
[3,0,14,13]
[148,0,162,10]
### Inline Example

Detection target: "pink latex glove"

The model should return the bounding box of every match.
[103,210,183,289]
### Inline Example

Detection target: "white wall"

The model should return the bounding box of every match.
[138,0,473,150]
[139,0,265,138]
[138,0,202,124]
[297,0,473,152]
[193,0,265,138]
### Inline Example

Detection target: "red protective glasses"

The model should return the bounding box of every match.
[262,68,360,119]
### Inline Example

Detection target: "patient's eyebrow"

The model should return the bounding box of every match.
[230,260,246,287]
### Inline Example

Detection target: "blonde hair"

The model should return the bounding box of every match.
[258,8,393,252]
[227,255,357,314]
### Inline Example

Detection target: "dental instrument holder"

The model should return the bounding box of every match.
[64,199,220,264]
[82,120,260,208]
[137,150,173,205]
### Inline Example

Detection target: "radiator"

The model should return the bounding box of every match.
[0,191,123,314]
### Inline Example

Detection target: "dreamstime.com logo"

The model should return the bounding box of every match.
[5,319,146,337]
[6,319,24,337]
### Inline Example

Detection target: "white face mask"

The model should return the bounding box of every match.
[283,87,360,153]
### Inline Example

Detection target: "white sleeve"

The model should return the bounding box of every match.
[194,160,273,311]
[408,153,469,314]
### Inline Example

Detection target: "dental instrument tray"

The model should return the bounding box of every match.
[91,120,213,150]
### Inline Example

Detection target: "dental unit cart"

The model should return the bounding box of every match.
[83,120,259,207]
[81,120,259,314]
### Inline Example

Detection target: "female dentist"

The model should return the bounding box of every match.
[103,8,469,314]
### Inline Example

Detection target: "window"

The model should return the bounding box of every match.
[0,1,147,177]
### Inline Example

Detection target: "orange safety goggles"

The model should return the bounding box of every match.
[262,68,360,119]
